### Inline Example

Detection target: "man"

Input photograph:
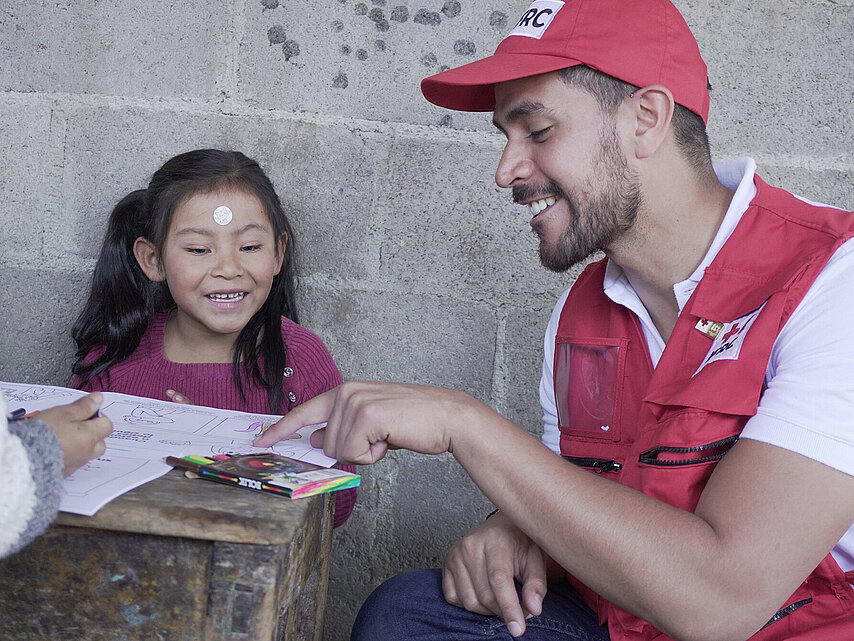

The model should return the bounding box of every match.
[256,0,854,638]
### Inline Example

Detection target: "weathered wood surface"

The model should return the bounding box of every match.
[0,469,333,641]
[55,468,313,545]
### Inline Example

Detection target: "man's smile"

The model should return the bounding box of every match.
[527,196,557,219]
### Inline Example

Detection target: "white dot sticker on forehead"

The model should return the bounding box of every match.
[213,205,233,226]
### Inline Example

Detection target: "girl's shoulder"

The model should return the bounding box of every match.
[278,317,342,389]
[73,311,171,390]
[278,316,333,355]
[112,310,170,365]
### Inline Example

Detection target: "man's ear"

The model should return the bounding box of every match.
[133,237,166,282]
[629,85,675,160]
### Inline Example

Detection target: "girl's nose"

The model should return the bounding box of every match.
[212,251,243,278]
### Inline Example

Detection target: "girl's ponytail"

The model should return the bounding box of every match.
[71,189,164,384]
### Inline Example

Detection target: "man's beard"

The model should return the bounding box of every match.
[514,125,642,273]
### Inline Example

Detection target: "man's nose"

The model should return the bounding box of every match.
[495,141,534,189]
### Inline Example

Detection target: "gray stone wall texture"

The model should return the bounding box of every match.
[1,0,852,639]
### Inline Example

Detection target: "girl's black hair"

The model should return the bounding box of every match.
[72,149,299,414]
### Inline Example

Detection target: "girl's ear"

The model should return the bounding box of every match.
[133,237,167,282]
[275,232,288,273]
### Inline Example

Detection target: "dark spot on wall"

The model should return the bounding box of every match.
[354,3,368,15]
[372,0,387,5]
[375,39,387,51]
[414,9,441,26]
[453,40,475,56]
[439,115,453,127]
[441,1,461,18]
[282,40,300,60]
[368,8,391,31]
[261,0,279,9]
[489,11,508,29]
[341,44,352,55]
[421,52,438,67]
[267,25,287,45]
[390,6,409,22]
[439,64,450,72]
[331,20,345,32]
[333,71,349,88]
[356,48,368,60]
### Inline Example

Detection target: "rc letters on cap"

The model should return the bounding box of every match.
[508,0,564,39]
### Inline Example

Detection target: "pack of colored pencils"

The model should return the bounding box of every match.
[165,453,360,499]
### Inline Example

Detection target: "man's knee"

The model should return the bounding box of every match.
[351,568,444,640]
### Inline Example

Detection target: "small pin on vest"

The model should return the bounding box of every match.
[695,318,723,339]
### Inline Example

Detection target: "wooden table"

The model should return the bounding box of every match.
[0,469,333,641]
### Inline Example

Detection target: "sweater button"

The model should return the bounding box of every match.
[288,392,296,403]
[283,367,294,377]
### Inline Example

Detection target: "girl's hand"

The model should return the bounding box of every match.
[166,389,194,405]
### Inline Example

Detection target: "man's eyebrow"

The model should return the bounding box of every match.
[492,100,549,132]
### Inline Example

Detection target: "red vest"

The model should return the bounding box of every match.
[555,177,854,640]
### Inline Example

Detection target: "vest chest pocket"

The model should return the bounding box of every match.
[555,337,627,443]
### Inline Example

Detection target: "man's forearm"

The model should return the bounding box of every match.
[446,403,847,641]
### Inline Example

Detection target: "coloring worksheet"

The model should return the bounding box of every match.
[2,381,334,516]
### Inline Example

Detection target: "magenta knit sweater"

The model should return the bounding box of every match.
[73,310,356,527]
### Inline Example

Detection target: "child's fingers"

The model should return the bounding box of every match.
[166,389,194,405]
[37,392,102,426]
[71,392,104,420]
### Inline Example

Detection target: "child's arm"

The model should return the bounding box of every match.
[1,392,112,558]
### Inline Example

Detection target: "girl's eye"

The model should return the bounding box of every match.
[186,247,208,255]
[241,244,262,252]
[529,126,552,141]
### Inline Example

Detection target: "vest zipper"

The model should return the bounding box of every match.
[563,456,622,473]
[760,598,813,630]
[638,436,739,466]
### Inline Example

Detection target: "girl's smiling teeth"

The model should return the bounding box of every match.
[528,196,557,217]
[207,292,246,302]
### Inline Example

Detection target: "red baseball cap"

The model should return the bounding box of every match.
[421,0,710,123]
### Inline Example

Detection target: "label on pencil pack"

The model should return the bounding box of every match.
[171,452,360,499]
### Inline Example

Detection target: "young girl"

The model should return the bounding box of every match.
[71,149,355,527]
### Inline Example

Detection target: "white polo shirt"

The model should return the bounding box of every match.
[539,158,854,571]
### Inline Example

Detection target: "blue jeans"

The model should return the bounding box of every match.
[351,568,611,640]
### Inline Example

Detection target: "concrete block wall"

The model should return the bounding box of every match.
[1,1,851,638]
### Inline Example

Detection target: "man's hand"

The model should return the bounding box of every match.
[36,392,113,476]
[254,381,484,464]
[443,510,560,638]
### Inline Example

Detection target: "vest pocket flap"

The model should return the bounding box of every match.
[689,268,784,323]
[644,296,786,417]
[644,375,763,418]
